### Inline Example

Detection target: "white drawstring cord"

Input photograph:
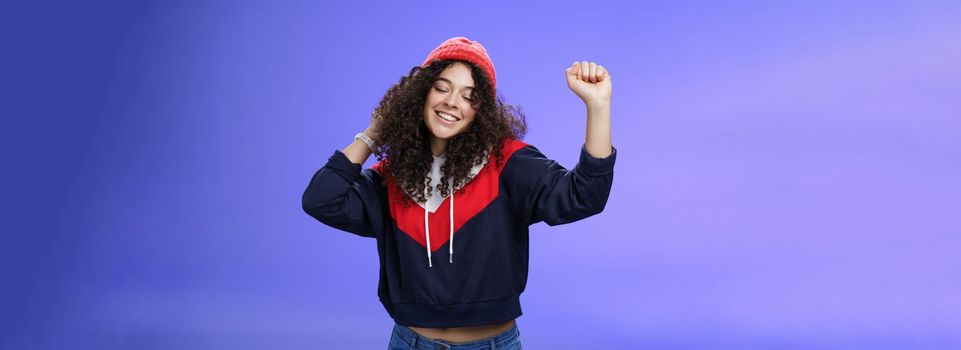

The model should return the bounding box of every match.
[424,187,433,268]
[449,191,454,264]
[424,180,458,267]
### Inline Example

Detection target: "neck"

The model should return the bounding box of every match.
[429,137,447,157]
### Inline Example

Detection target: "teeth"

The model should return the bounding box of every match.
[437,112,458,122]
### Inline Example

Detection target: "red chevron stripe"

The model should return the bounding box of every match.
[372,138,528,251]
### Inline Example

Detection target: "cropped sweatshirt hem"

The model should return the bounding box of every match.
[384,295,522,328]
[302,138,617,328]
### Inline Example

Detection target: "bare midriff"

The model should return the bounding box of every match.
[408,319,516,344]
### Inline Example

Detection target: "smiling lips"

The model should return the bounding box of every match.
[436,111,460,123]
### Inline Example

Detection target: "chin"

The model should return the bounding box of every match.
[426,122,465,140]
[428,129,460,140]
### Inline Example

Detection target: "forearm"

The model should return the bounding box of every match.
[342,126,379,165]
[342,138,373,165]
[584,102,612,158]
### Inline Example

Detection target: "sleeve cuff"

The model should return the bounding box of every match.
[576,144,617,176]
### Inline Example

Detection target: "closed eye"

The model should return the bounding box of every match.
[435,87,473,101]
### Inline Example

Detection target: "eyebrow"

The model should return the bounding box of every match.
[435,78,474,91]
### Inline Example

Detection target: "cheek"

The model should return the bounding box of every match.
[461,112,478,127]
[429,89,448,104]
[423,98,437,116]
[465,108,478,122]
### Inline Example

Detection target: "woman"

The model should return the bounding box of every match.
[302,36,616,349]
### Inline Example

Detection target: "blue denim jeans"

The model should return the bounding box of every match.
[388,321,522,350]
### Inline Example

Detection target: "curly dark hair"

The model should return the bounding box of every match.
[371,59,527,206]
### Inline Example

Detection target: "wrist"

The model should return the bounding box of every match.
[355,132,377,152]
[365,128,382,144]
[584,103,611,114]
[585,99,610,111]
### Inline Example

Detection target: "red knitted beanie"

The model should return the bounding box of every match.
[421,36,496,93]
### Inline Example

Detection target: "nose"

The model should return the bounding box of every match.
[442,93,458,107]
[441,97,457,111]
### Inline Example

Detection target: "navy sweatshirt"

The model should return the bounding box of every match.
[301,138,617,328]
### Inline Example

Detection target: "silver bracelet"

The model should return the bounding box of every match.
[354,132,376,151]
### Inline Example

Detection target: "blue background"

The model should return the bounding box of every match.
[3,0,960,348]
